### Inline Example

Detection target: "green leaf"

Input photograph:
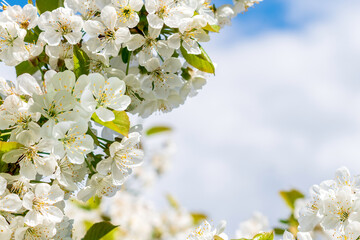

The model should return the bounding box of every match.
[166,194,179,210]
[181,67,192,80]
[91,111,130,137]
[203,24,220,33]
[146,126,172,136]
[253,232,274,240]
[180,45,215,74]
[36,0,64,14]
[191,212,207,225]
[15,61,38,76]
[214,236,225,240]
[274,228,285,235]
[0,141,22,160]
[71,196,102,211]
[73,45,90,78]
[24,31,37,44]
[82,221,118,240]
[279,189,305,211]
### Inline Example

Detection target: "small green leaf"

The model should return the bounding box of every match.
[36,0,64,14]
[82,221,118,240]
[15,61,38,76]
[0,141,22,160]
[191,213,207,225]
[274,228,285,235]
[181,45,215,74]
[214,236,225,240]
[181,67,192,80]
[73,45,90,78]
[253,232,274,240]
[91,111,130,137]
[166,194,179,210]
[24,27,41,44]
[146,126,172,136]
[203,24,220,33]
[280,189,305,211]
[72,196,101,211]
[24,31,37,44]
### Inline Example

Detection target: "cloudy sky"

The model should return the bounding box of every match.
[143,0,360,234]
[5,0,360,235]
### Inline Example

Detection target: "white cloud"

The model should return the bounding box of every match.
[144,0,360,234]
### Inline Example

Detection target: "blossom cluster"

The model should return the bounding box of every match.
[64,130,196,240]
[297,167,360,239]
[0,0,260,117]
[0,0,261,238]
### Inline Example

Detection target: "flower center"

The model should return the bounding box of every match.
[119,6,134,21]
[156,5,169,18]
[33,197,47,211]
[19,21,30,29]
[11,181,27,197]
[339,210,350,222]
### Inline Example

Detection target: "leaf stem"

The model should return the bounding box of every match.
[85,157,96,175]
[126,51,131,75]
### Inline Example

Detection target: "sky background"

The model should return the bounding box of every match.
[5,0,360,236]
[144,0,360,235]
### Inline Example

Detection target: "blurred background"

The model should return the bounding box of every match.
[6,0,360,235]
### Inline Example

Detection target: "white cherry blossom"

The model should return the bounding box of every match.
[52,121,94,164]
[3,4,38,30]
[54,157,88,191]
[77,173,121,202]
[30,90,78,131]
[84,6,131,56]
[0,21,29,66]
[2,138,57,180]
[80,73,131,122]
[38,7,84,46]
[23,183,64,227]
[125,26,173,65]
[321,186,360,231]
[112,0,144,28]
[64,0,100,20]
[46,42,74,70]
[145,0,194,29]
[96,132,144,185]
[142,57,183,99]
[187,220,228,240]
[0,95,41,145]
[233,0,262,14]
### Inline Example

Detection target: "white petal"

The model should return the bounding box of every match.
[101,6,117,30]
[147,13,164,29]
[96,107,115,122]
[145,57,161,72]
[0,194,22,212]
[125,34,145,51]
